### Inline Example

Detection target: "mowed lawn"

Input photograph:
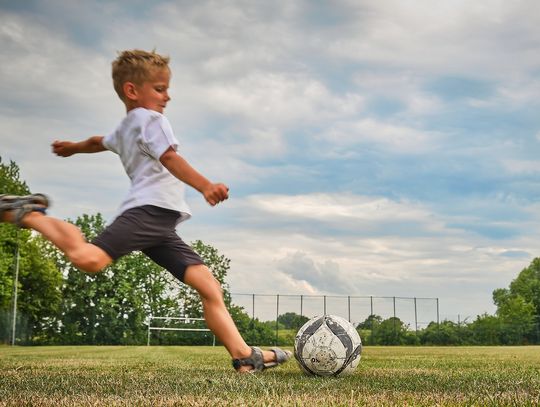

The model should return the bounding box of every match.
[1,345,539,406]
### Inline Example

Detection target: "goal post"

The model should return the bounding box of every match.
[146,316,216,346]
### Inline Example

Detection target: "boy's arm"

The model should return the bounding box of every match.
[52,136,107,157]
[159,147,229,206]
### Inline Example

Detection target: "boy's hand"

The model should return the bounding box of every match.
[52,136,105,156]
[203,183,229,206]
[52,140,76,157]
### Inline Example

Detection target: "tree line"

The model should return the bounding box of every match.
[1,156,539,346]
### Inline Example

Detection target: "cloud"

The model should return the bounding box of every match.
[502,159,540,175]
[318,118,443,154]
[326,1,540,77]
[276,251,349,293]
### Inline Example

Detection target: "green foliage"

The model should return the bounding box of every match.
[469,313,502,345]
[508,258,540,318]
[0,157,31,314]
[277,311,309,330]
[420,320,469,345]
[0,157,62,344]
[229,306,276,345]
[357,314,383,330]
[368,316,419,345]
[490,257,540,344]
[0,157,30,195]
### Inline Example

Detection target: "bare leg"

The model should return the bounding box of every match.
[183,264,279,371]
[10,211,112,273]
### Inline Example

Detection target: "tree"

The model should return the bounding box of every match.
[0,157,62,344]
[420,320,468,345]
[369,317,418,345]
[469,313,502,345]
[491,257,540,344]
[507,258,540,318]
[493,289,536,344]
[230,306,276,345]
[277,312,309,330]
[357,314,383,330]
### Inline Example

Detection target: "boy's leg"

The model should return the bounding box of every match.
[6,211,112,273]
[183,264,281,371]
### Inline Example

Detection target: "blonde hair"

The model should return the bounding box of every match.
[112,49,170,100]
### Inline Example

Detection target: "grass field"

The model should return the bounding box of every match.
[1,345,540,406]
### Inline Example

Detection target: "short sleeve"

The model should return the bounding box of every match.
[142,114,179,159]
[102,132,118,154]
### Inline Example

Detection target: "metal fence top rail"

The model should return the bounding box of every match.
[230,293,439,300]
[148,317,205,321]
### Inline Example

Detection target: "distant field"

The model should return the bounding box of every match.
[1,345,539,406]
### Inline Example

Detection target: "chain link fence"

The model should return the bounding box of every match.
[230,293,439,344]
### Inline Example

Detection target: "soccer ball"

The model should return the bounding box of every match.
[294,314,362,376]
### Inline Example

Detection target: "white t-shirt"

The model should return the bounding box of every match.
[103,107,191,224]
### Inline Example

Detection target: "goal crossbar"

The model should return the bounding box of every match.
[146,316,215,346]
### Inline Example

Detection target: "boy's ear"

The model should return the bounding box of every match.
[123,82,138,101]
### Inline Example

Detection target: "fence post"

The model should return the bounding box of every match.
[436,298,440,330]
[414,297,418,333]
[147,317,151,346]
[11,233,20,346]
[275,294,280,346]
[252,294,255,321]
[323,295,327,315]
[393,296,396,341]
[347,296,351,322]
[300,295,303,317]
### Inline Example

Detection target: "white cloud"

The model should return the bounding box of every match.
[195,72,364,128]
[0,12,113,116]
[327,1,540,78]
[502,159,540,175]
[318,119,442,154]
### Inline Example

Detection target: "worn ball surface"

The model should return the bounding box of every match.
[294,314,362,376]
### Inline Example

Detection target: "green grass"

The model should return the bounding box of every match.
[1,346,539,406]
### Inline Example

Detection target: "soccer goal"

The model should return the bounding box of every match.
[146,316,216,346]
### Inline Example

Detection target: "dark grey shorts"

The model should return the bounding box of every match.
[92,205,203,282]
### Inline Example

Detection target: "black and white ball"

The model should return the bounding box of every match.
[294,314,362,376]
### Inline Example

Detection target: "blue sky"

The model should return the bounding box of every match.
[1,0,540,324]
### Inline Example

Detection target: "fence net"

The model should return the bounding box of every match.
[229,293,439,330]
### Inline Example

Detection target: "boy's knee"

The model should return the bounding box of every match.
[185,264,223,299]
[70,255,103,274]
[68,246,111,274]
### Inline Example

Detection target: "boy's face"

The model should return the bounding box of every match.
[132,68,171,114]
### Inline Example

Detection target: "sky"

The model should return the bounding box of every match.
[1,0,540,324]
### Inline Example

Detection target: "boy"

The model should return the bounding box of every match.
[0,49,290,372]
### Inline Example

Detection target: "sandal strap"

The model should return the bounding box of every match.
[14,204,47,228]
[0,193,49,207]
[0,194,49,228]
[264,347,292,369]
[270,347,291,364]
[232,346,264,372]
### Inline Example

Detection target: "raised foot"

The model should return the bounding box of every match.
[0,193,49,228]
